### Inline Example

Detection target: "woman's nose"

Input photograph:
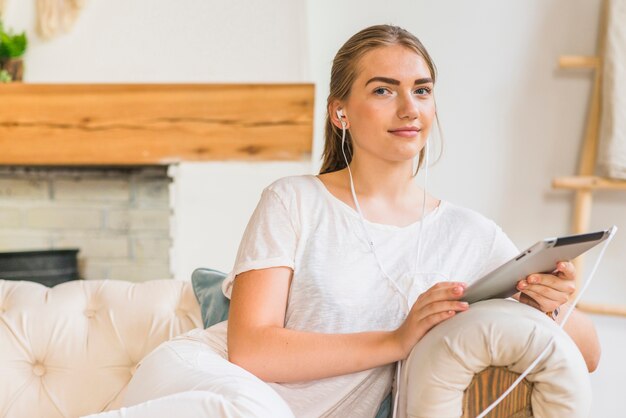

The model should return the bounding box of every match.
[397,94,420,120]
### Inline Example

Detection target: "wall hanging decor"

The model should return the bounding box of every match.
[37,0,85,39]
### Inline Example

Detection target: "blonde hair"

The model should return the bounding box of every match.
[320,24,443,175]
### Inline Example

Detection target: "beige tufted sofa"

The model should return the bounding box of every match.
[0,278,592,418]
[0,279,202,418]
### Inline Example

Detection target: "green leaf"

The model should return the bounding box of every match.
[0,21,28,59]
[0,69,12,83]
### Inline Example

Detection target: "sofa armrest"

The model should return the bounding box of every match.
[396,299,591,418]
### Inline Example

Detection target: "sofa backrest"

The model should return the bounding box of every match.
[0,279,202,418]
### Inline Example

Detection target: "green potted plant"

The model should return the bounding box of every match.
[0,19,28,82]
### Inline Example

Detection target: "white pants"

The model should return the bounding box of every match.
[83,339,295,418]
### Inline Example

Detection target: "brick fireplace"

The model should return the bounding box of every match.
[0,166,173,281]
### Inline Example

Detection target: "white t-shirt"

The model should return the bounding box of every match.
[219,174,519,418]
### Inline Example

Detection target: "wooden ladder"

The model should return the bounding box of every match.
[552,0,626,317]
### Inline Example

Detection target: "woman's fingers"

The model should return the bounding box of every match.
[518,273,576,296]
[519,288,563,311]
[416,310,458,334]
[401,282,471,349]
[517,273,576,300]
[518,278,573,302]
[526,284,569,305]
[406,282,468,331]
[555,260,576,281]
[517,271,573,311]
[416,300,469,321]
[516,260,578,312]
[413,281,467,310]
[414,302,468,334]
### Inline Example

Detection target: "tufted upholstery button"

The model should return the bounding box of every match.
[175,308,186,317]
[32,363,46,377]
[0,307,4,314]
[84,309,95,318]
[130,364,138,376]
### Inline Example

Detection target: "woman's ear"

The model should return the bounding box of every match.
[329,101,348,129]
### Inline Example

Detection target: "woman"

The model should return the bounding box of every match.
[94,24,600,418]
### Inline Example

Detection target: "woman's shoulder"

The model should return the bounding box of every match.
[264,174,318,199]
[258,175,322,231]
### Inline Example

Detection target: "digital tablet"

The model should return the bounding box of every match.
[461,226,617,304]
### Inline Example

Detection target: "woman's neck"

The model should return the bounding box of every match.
[346,156,418,203]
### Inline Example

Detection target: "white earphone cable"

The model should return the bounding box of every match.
[339,122,410,307]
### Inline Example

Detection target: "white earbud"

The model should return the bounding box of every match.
[336,109,347,128]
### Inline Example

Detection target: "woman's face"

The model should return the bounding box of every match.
[337,44,436,164]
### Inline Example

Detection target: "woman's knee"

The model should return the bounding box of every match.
[120,340,294,417]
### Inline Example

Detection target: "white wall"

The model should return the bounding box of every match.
[3,0,625,416]
[170,162,311,279]
[4,0,309,83]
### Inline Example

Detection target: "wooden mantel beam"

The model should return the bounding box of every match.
[0,83,314,165]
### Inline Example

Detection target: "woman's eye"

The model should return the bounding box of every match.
[415,87,432,95]
[373,87,390,95]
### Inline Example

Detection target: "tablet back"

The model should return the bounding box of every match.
[462,229,611,304]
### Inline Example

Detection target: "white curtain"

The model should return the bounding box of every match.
[598,0,626,179]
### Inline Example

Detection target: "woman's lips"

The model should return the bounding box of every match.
[389,128,420,138]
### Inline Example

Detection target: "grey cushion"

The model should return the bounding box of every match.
[191,268,230,329]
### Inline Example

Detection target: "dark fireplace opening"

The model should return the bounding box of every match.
[0,249,80,287]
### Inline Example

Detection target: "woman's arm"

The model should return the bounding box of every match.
[227,267,469,383]
[557,304,601,372]
[227,267,401,383]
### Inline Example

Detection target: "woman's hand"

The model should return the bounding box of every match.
[394,281,469,358]
[516,260,577,315]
